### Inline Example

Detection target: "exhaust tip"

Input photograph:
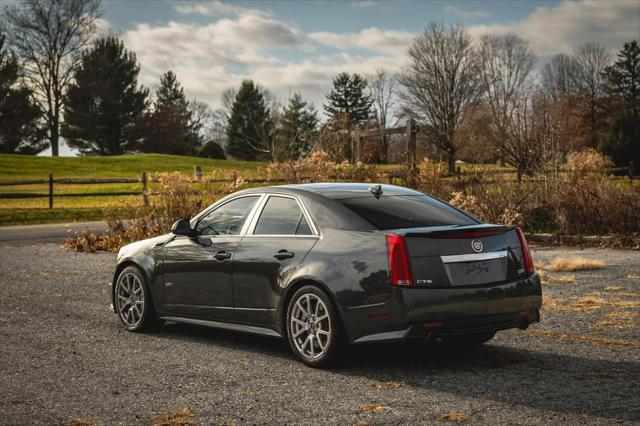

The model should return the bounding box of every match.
[518,319,530,330]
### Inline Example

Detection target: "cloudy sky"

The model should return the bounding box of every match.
[99,0,639,107]
[31,0,640,155]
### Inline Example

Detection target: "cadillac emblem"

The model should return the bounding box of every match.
[471,239,483,253]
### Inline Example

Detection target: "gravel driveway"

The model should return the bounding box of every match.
[0,244,638,425]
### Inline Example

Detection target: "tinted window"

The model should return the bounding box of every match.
[196,196,259,236]
[254,196,312,235]
[337,195,476,230]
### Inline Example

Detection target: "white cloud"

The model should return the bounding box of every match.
[468,0,640,57]
[309,27,415,55]
[173,0,267,17]
[444,5,491,19]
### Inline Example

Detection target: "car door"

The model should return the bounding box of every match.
[161,195,261,321]
[232,194,319,325]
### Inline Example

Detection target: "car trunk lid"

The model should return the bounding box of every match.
[388,224,527,288]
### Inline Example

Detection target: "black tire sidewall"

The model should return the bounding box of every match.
[286,285,341,367]
[115,266,156,332]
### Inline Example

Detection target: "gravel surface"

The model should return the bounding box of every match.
[0,244,639,425]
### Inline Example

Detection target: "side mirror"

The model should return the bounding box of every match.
[171,218,194,236]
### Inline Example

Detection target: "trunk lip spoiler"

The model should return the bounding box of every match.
[388,224,513,238]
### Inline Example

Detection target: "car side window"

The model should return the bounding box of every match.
[254,196,313,236]
[196,196,259,236]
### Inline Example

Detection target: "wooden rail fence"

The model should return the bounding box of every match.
[0,164,635,210]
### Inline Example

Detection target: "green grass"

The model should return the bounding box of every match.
[0,153,268,225]
[0,152,263,181]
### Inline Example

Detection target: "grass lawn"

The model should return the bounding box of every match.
[0,152,264,182]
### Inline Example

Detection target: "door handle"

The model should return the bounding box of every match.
[213,250,232,261]
[273,249,294,260]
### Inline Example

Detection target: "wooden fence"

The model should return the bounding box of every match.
[0,164,635,210]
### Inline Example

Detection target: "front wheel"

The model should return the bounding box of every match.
[286,286,341,367]
[114,266,160,332]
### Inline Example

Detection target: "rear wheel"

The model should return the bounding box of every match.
[114,266,161,332]
[441,331,496,348]
[286,286,341,367]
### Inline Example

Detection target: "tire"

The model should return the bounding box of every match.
[441,331,496,348]
[286,286,342,367]
[114,266,161,332]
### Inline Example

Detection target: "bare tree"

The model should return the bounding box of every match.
[399,23,481,173]
[572,42,610,147]
[478,33,537,179]
[541,53,579,102]
[3,0,101,156]
[367,69,397,162]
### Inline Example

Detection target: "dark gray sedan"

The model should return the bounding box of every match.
[110,183,542,367]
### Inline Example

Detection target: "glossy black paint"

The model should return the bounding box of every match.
[112,183,542,343]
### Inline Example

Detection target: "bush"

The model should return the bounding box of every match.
[198,140,226,159]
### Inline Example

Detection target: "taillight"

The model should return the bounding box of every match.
[386,234,413,286]
[515,227,534,275]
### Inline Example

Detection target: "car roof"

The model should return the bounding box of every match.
[279,182,423,199]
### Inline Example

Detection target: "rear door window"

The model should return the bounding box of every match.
[254,196,313,235]
[336,195,476,230]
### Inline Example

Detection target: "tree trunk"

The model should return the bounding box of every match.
[50,117,59,156]
[447,149,456,175]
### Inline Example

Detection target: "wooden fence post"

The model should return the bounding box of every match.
[194,165,202,181]
[141,171,148,206]
[405,119,417,187]
[48,173,53,209]
[629,161,634,180]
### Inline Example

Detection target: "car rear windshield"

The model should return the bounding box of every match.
[336,195,477,230]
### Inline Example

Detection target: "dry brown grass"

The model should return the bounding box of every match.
[604,286,625,292]
[545,257,604,272]
[360,403,391,413]
[151,408,197,426]
[593,310,640,330]
[437,412,471,422]
[526,329,640,349]
[538,270,575,284]
[627,274,640,281]
[368,380,406,389]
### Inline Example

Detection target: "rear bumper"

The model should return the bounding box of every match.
[345,273,542,344]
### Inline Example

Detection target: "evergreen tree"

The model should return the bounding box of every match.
[0,34,46,154]
[225,80,273,161]
[323,72,372,122]
[605,40,639,118]
[62,36,148,155]
[129,71,202,155]
[275,93,318,161]
[600,40,640,169]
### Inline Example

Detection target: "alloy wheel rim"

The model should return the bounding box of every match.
[116,272,145,327]
[290,293,331,359]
